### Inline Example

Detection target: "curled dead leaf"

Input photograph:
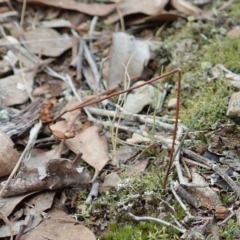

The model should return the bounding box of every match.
[1,158,90,197]
[0,129,19,177]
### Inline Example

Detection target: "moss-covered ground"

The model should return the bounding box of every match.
[72,2,240,239]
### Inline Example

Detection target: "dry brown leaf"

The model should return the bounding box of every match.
[25,145,63,169]
[27,191,56,213]
[0,192,56,238]
[115,145,139,164]
[17,0,115,17]
[126,158,149,176]
[60,92,83,125]
[0,192,38,217]
[22,28,72,57]
[22,207,96,240]
[1,144,87,197]
[2,158,90,197]
[0,71,34,106]
[101,172,121,190]
[0,129,19,177]
[171,0,202,18]
[107,32,150,88]
[191,170,221,210]
[106,0,168,24]
[66,125,109,180]
[0,208,42,238]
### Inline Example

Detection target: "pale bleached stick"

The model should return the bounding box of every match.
[128,212,186,233]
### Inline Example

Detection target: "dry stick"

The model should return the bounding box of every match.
[53,69,182,123]
[128,212,186,233]
[183,148,240,199]
[162,69,181,189]
[217,210,235,226]
[90,117,173,146]
[19,0,34,102]
[174,124,185,184]
[181,157,211,170]
[164,103,210,186]
[86,181,100,204]
[86,106,175,131]
[170,182,193,217]
[134,142,158,162]
[89,16,98,52]
[0,37,98,47]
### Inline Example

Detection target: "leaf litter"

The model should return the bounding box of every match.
[0,0,240,239]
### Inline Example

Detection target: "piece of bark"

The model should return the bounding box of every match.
[0,98,44,137]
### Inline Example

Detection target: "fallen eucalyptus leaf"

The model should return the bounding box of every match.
[0,129,19,177]
[1,158,90,197]
[22,28,72,57]
[22,207,96,240]
[66,125,109,181]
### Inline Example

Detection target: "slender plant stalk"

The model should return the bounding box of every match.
[162,70,182,189]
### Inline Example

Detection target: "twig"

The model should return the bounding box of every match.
[82,36,101,93]
[19,0,34,102]
[86,181,100,204]
[217,210,235,226]
[181,157,211,169]
[89,16,98,52]
[134,142,158,162]
[162,69,182,189]
[70,37,84,81]
[128,212,186,233]
[163,102,210,188]
[158,83,169,112]
[183,148,240,199]
[86,106,175,131]
[90,117,174,146]
[171,182,193,217]
[0,37,99,47]
[181,157,192,180]
[53,69,182,124]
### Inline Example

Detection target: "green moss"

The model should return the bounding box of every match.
[204,37,240,73]
[180,78,232,130]
[220,219,240,240]
[90,171,184,239]
[101,222,180,240]
[226,2,240,18]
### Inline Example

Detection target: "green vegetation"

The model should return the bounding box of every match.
[74,9,240,239]
[162,22,239,130]
[180,77,232,130]
[226,2,240,18]
[204,37,240,73]
[94,171,183,239]
[101,223,180,240]
[220,219,240,240]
